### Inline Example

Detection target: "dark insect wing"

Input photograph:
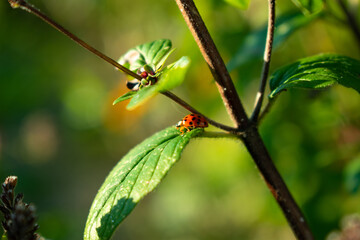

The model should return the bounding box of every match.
[126,79,141,91]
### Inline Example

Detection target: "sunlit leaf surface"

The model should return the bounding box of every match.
[84,127,204,240]
[269,54,360,98]
[118,39,173,72]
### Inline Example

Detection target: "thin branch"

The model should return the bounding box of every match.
[162,91,239,133]
[195,131,240,140]
[336,0,360,49]
[175,0,248,130]
[258,97,277,123]
[7,0,239,134]
[250,0,276,122]
[8,0,142,81]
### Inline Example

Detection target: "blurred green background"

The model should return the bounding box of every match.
[1,0,360,239]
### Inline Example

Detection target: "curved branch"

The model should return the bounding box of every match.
[251,0,276,122]
[8,0,142,81]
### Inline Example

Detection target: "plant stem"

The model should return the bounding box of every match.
[196,131,240,140]
[336,0,360,49]
[176,0,315,239]
[162,91,239,133]
[175,0,249,130]
[8,0,142,80]
[258,97,276,123]
[240,127,314,240]
[251,0,276,122]
[7,0,239,134]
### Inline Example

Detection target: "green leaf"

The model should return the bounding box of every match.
[291,0,324,15]
[126,57,190,110]
[223,0,250,10]
[157,56,191,90]
[344,156,360,194]
[227,12,318,71]
[112,91,137,105]
[84,127,204,240]
[269,54,360,98]
[1,234,7,240]
[118,39,173,72]
[126,85,158,110]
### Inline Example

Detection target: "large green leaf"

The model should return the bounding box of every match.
[118,39,173,72]
[126,56,190,110]
[227,12,318,71]
[223,0,250,10]
[291,0,324,15]
[269,54,360,98]
[84,127,204,240]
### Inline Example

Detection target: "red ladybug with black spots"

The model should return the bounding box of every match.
[176,113,208,134]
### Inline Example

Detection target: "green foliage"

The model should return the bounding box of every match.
[126,56,190,110]
[223,0,250,10]
[114,39,190,109]
[118,39,174,73]
[291,0,324,15]
[227,12,318,71]
[112,91,137,105]
[344,157,360,194]
[2,1,360,239]
[84,127,204,240]
[269,54,360,98]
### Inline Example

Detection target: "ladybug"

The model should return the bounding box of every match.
[176,113,208,134]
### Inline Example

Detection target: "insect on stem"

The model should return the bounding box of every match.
[162,91,239,134]
[7,0,142,81]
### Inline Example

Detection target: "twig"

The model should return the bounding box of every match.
[336,0,360,49]
[195,131,240,140]
[258,97,276,123]
[7,0,239,134]
[175,0,248,129]
[8,0,142,81]
[250,0,276,122]
[162,91,239,133]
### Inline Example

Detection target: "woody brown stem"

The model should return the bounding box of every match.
[175,0,314,239]
[175,0,249,130]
